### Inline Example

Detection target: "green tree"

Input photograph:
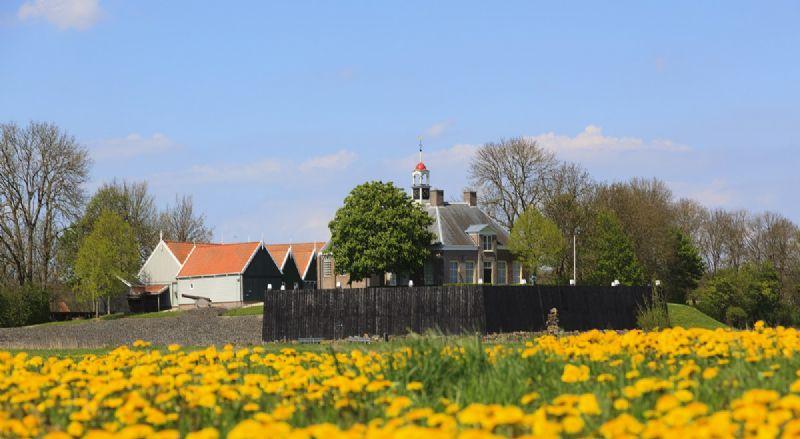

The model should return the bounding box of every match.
[664,229,705,303]
[328,181,435,284]
[57,181,158,287]
[508,208,565,281]
[74,211,139,316]
[691,262,782,327]
[584,210,645,286]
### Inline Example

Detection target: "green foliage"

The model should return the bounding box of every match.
[0,284,50,327]
[691,262,783,328]
[57,181,158,287]
[664,229,705,303]
[74,211,140,315]
[328,181,435,283]
[584,210,645,286]
[508,208,564,278]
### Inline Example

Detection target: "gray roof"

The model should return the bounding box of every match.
[425,202,510,247]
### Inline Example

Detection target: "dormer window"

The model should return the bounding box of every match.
[481,234,495,251]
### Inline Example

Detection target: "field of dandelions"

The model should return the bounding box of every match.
[3,322,800,438]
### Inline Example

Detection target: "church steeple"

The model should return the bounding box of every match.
[412,137,430,203]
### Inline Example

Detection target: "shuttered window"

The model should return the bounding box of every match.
[323,256,333,277]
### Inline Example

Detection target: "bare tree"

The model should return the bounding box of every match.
[159,195,213,243]
[0,121,90,286]
[542,162,596,281]
[468,137,557,230]
[595,178,676,280]
[748,212,799,281]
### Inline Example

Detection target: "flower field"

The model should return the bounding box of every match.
[3,323,800,438]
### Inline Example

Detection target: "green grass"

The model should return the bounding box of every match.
[223,305,263,316]
[668,303,728,329]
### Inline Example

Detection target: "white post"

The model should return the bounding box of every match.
[408,280,414,287]
[573,233,577,286]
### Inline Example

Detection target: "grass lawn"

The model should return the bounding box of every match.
[223,304,264,316]
[668,302,727,329]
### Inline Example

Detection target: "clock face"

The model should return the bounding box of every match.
[422,188,430,199]
[413,188,420,199]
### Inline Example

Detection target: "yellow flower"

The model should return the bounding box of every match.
[702,367,718,380]
[561,364,590,383]
[613,398,630,411]
[406,381,423,391]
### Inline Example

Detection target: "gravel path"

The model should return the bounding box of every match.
[0,308,263,349]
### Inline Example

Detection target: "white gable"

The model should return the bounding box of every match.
[138,240,183,284]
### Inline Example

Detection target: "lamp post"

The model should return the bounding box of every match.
[572,227,581,286]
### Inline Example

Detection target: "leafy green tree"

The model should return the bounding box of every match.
[57,181,158,287]
[328,181,435,284]
[692,262,782,327]
[508,208,565,281]
[664,229,705,303]
[74,211,139,316]
[583,210,645,286]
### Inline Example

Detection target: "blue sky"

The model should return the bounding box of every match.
[2,1,799,242]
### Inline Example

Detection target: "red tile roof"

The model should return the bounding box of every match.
[177,242,261,278]
[265,244,291,269]
[164,241,198,264]
[131,284,169,295]
[288,241,327,278]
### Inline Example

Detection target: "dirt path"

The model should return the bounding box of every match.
[0,308,263,349]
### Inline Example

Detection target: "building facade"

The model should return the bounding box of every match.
[317,152,525,288]
[129,240,323,311]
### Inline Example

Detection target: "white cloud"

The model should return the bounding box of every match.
[91,133,180,160]
[18,0,101,30]
[298,150,357,173]
[528,125,690,158]
[424,120,454,139]
[158,159,282,185]
[672,179,738,207]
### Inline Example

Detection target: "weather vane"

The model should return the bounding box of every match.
[417,135,423,162]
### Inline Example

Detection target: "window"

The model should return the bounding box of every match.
[424,262,434,285]
[449,261,459,284]
[512,261,521,284]
[465,261,475,283]
[497,261,507,284]
[323,256,333,277]
[481,234,494,251]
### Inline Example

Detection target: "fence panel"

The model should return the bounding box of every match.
[263,285,650,341]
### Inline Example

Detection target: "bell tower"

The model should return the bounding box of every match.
[412,138,430,203]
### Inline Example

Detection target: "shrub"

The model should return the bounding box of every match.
[725,306,748,328]
[0,284,50,327]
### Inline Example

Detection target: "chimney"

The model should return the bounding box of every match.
[430,189,445,206]
[464,190,477,207]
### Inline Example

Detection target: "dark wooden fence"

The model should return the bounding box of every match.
[262,285,651,341]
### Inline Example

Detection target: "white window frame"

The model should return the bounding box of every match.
[512,261,521,284]
[497,261,507,285]
[465,261,475,284]
[481,234,494,251]
[448,261,459,283]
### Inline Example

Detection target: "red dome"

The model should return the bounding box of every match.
[415,162,427,171]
